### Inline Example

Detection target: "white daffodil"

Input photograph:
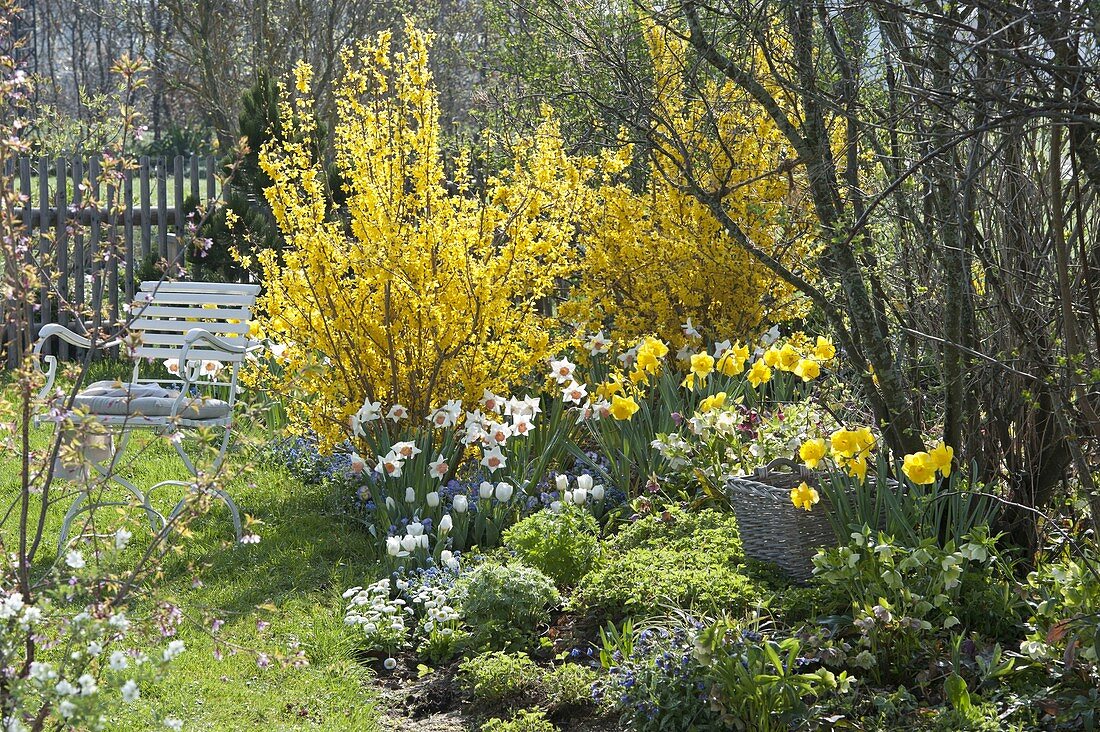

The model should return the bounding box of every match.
[200,360,224,380]
[349,453,366,475]
[586,330,610,355]
[376,455,404,479]
[386,404,408,422]
[549,357,577,384]
[481,389,503,413]
[391,441,421,460]
[510,417,534,438]
[562,380,588,405]
[682,317,702,340]
[163,358,183,376]
[485,421,511,445]
[713,339,732,358]
[481,447,506,472]
[428,455,449,481]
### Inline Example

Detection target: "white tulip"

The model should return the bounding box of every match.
[555,475,569,492]
[426,491,440,507]
[479,481,494,500]
[400,535,418,553]
[386,537,401,556]
[563,490,574,504]
[573,488,588,505]
[405,487,416,503]
[453,495,469,513]
[577,474,593,491]
[407,522,425,537]
[592,484,605,501]
[550,501,564,513]
[494,482,514,502]
[385,497,396,510]
[439,515,453,533]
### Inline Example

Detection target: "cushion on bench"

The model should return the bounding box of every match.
[73,381,231,420]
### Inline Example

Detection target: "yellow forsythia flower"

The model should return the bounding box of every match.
[747,359,772,388]
[799,438,826,469]
[609,394,640,421]
[790,481,820,511]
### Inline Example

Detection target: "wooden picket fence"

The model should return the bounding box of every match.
[4,154,217,365]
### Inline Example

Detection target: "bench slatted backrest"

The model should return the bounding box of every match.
[131,281,261,363]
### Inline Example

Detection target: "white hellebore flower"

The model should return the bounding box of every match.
[562,380,588,405]
[479,481,494,500]
[386,404,408,422]
[439,515,453,534]
[65,550,85,570]
[481,447,507,472]
[494,482,514,502]
[452,495,469,513]
[114,527,133,551]
[426,491,441,508]
[121,679,140,702]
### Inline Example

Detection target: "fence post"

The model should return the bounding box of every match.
[157,156,168,261]
[173,154,185,266]
[38,156,51,338]
[72,156,85,325]
[139,155,151,262]
[124,165,134,304]
[56,157,69,360]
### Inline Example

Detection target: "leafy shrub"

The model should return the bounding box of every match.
[480,709,558,732]
[460,651,541,704]
[1021,553,1100,669]
[454,562,560,651]
[503,505,600,587]
[813,526,1022,680]
[543,663,599,708]
[574,507,759,620]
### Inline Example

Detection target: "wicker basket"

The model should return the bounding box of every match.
[725,457,837,582]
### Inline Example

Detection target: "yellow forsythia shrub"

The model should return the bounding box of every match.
[252,25,597,449]
[560,21,813,348]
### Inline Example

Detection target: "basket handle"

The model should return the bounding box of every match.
[753,457,813,479]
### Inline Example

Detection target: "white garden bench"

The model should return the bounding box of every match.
[33,281,262,548]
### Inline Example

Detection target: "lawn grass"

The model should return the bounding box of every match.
[0,376,383,730]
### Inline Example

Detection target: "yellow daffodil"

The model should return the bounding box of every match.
[929,442,954,477]
[777,344,801,372]
[799,438,827,469]
[902,451,937,485]
[830,428,859,458]
[698,391,727,413]
[793,358,820,381]
[813,336,836,361]
[717,342,749,376]
[690,352,715,379]
[853,426,876,452]
[747,359,772,388]
[596,379,623,400]
[681,372,698,391]
[629,367,649,385]
[609,394,640,421]
[790,481,820,511]
[636,349,660,373]
[844,454,869,482]
[763,347,781,367]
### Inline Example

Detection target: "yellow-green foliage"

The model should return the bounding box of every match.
[561,21,813,347]
[252,24,600,448]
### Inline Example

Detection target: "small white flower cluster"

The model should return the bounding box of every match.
[408,583,460,636]
[343,579,409,640]
[0,591,43,631]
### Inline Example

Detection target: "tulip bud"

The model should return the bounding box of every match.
[591,484,605,501]
[479,481,494,500]
[563,490,574,504]
[577,474,593,491]
[555,474,569,492]
[426,491,440,507]
[439,514,453,533]
[573,488,588,505]
[405,487,416,503]
[386,537,401,556]
[385,497,396,510]
[494,482,514,502]
[453,495,469,513]
[418,535,429,549]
